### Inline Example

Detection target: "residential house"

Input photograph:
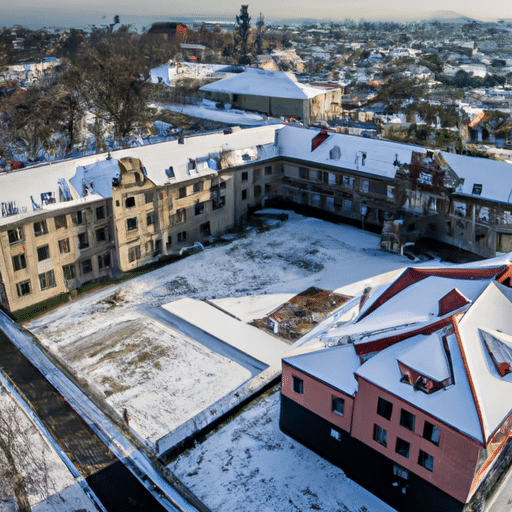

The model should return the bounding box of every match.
[280,262,512,512]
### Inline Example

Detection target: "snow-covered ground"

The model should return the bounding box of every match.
[0,385,97,512]
[169,390,396,512]
[26,212,414,448]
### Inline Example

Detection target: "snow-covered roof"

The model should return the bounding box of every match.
[441,151,512,204]
[276,125,426,180]
[283,344,360,396]
[200,68,329,100]
[0,125,281,226]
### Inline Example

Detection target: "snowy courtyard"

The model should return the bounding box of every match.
[26,211,413,452]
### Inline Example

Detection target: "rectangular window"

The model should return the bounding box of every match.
[195,202,205,216]
[128,245,141,263]
[78,232,89,250]
[193,181,204,193]
[166,235,172,247]
[373,424,387,447]
[332,397,345,416]
[292,375,304,394]
[360,179,369,193]
[200,222,211,235]
[241,171,249,181]
[418,450,434,472]
[393,464,409,480]
[8,227,23,244]
[241,189,247,201]
[33,220,48,237]
[253,168,261,182]
[98,253,111,270]
[377,397,393,420]
[37,245,50,261]
[126,217,138,231]
[254,185,262,197]
[423,421,440,446]
[95,227,108,243]
[74,210,86,225]
[58,238,70,254]
[62,264,75,280]
[395,438,410,459]
[299,167,309,179]
[125,196,135,208]
[176,208,186,223]
[39,270,56,290]
[179,187,187,199]
[146,212,156,226]
[80,259,93,275]
[342,176,354,189]
[54,215,67,230]
[400,409,415,432]
[154,239,162,256]
[265,165,272,176]
[177,231,187,243]
[145,191,154,204]
[16,280,31,297]
[12,254,26,272]
[96,205,105,220]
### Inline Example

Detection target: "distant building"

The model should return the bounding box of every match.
[281,263,512,512]
[200,68,342,125]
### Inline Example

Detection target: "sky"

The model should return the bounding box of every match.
[2,0,512,29]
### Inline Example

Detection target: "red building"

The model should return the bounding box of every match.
[280,262,512,512]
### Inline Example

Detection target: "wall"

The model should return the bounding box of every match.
[351,378,482,503]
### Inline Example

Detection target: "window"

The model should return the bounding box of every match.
[299,167,309,179]
[373,424,387,447]
[472,184,482,196]
[33,220,48,237]
[95,227,108,243]
[265,165,272,176]
[418,450,434,472]
[125,196,135,208]
[423,421,440,446]
[12,254,26,272]
[74,210,86,225]
[166,167,175,178]
[145,191,154,204]
[62,264,75,280]
[146,212,156,226]
[127,217,138,232]
[395,438,410,459]
[177,231,187,243]
[128,245,141,263]
[16,280,31,297]
[96,205,105,220]
[400,409,415,432]
[253,168,261,182]
[98,253,111,270]
[166,235,172,247]
[154,239,162,256]
[193,181,204,193]
[241,171,248,181]
[78,232,89,250]
[80,259,93,275]
[37,245,50,261]
[39,270,56,290]
[241,189,247,201]
[54,215,67,230]
[212,195,226,210]
[200,222,211,235]
[8,227,23,244]
[332,397,345,416]
[254,185,262,197]
[176,208,186,223]
[393,464,409,480]
[360,179,369,193]
[342,176,354,189]
[58,238,70,254]
[179,187,187,199]
[292,376,304,394]
[195,202,205,216]
[377,397,393,420]
[145,240,154,254]
[330,429,341,441]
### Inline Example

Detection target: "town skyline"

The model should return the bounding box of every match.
[3,1,512,30]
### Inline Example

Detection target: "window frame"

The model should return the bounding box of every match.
[292,375,304,395]
[418,450,434,472]
[33,220,48,237]
[80,259,93,275]
[37,245,50,262]
[16,280,31,297]
[423,421,440,446]
[125,196,136,208]
[54,215,67,230]
[331,396,345,417]
[78,232,89,250]
[58,238,70,254]
[12,253,26,272]
[62,264,76,281]
[96,205,106,220]
[126,217,138,232]
[377,397,393,421]
[8,227,23,244]
[38,270,56,290]
[373,424,388,447]
[400,409,416,432]
[395,437,411,459]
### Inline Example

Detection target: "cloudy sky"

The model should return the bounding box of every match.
[3,0,512,28]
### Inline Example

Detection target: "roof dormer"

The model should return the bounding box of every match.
[480,329,512,377]
[438,288,470,317]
